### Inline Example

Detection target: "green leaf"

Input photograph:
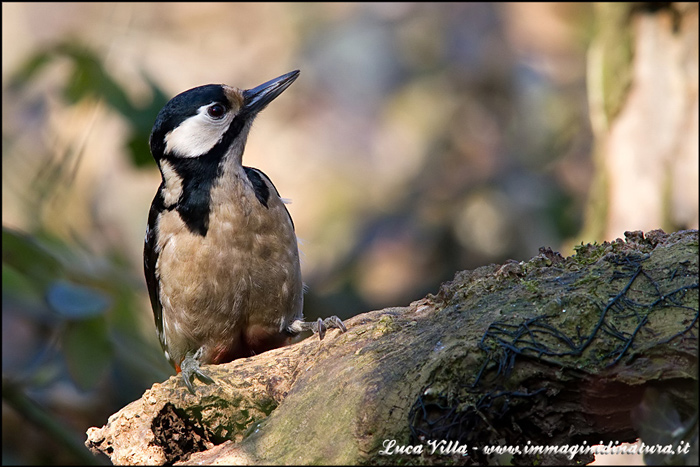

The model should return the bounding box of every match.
[2,263,41,302]
[62,317,112,390]
[7,51,53,89]
[126,129,156,167]
[8,40,170,169]
[2,228,63,288]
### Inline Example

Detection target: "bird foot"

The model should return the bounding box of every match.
[180,348,214,394]
[289,316,347,340]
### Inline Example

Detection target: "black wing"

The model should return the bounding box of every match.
[144,188,167,355]
[244,166,294,229]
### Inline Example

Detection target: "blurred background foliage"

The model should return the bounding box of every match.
[1,3,696,465]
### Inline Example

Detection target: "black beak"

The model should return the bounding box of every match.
[242,70,300,115]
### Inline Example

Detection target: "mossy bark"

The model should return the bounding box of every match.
[86,229,698,465]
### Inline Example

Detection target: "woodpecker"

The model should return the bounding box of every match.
[144,70,346,393]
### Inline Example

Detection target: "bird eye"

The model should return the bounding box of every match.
[207,104,226,119]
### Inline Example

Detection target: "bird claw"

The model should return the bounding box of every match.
[180,348,214,394]
[325,315,347,334]
[316,317,326,340]
[289,316,347,340]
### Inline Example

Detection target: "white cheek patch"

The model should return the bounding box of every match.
[164,106,234,158]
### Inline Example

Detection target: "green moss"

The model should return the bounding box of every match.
[254,397,278,417]
[374,314,401,337]
[520,279,540,295]
[571,268,604,290]
[572,242,608,265]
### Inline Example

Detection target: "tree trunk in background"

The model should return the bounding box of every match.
[584,3,698,242]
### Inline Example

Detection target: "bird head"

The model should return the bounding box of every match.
[149,70,300,165]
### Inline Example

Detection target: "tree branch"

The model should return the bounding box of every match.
[86,229,698,465]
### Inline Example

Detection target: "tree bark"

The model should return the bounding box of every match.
[85,229,698,465]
